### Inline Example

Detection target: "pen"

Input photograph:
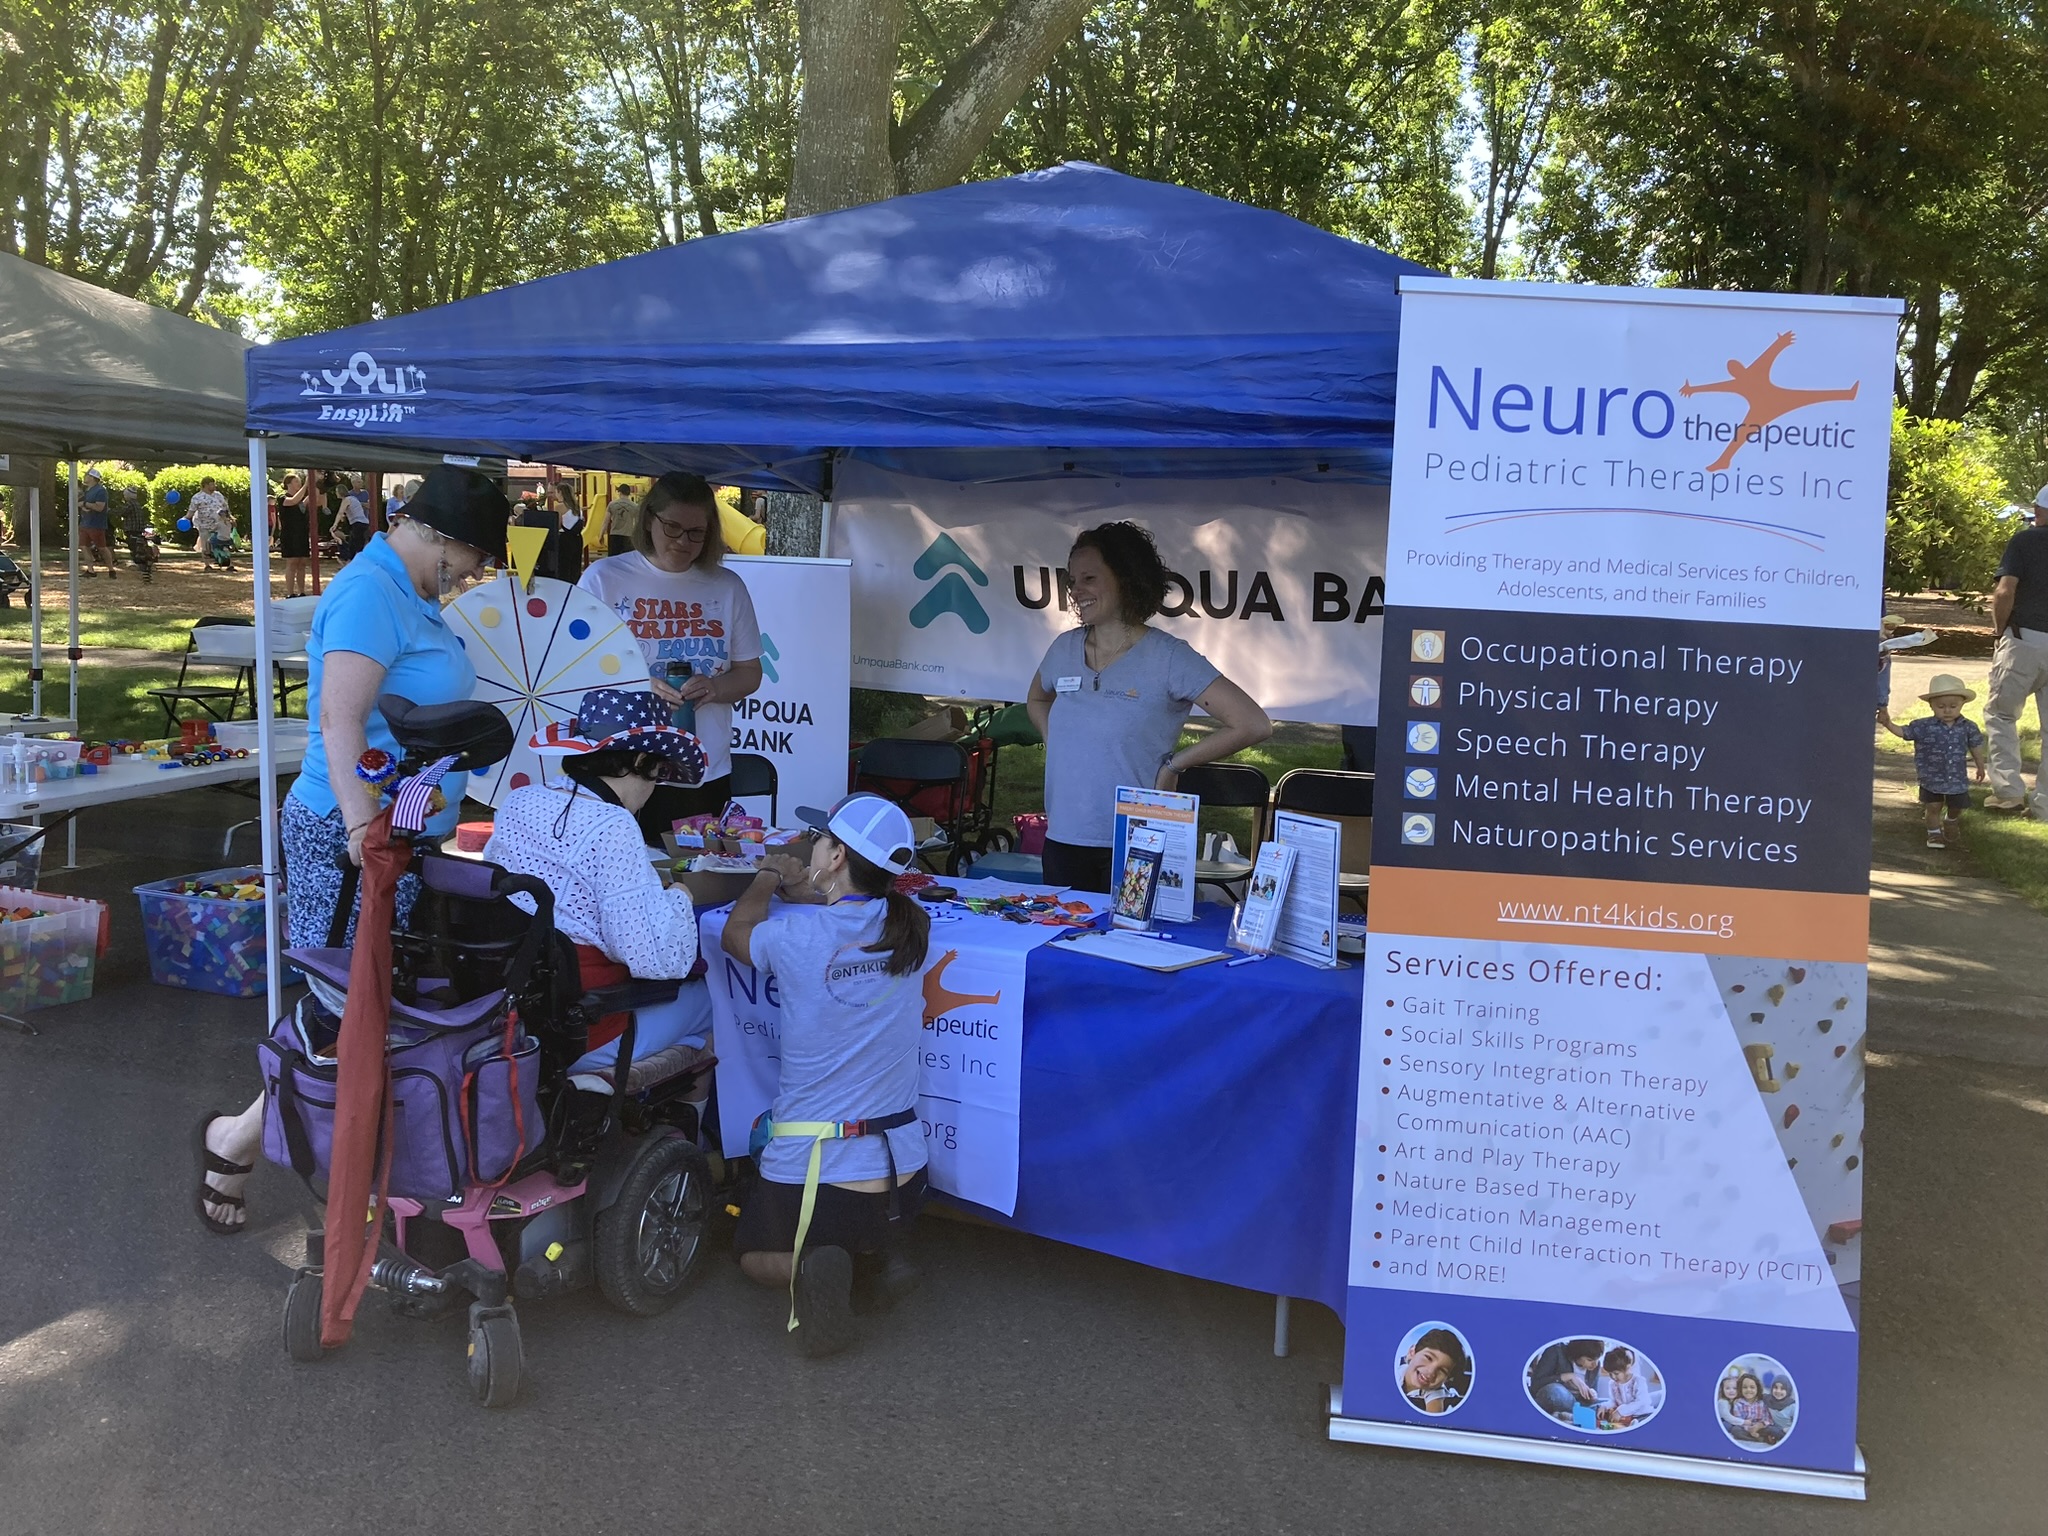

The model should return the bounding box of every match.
[1225,953,1266,967]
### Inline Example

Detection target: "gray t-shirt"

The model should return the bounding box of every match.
[751,900,929,1186]
[1035,626,1221,847]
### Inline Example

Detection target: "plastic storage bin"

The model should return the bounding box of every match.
[0,884,104,1014]
[211,718,310,754]
[134,865,270,997]
[0,823,46,888]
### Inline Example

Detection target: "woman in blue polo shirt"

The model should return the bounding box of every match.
[192,466,507,1235]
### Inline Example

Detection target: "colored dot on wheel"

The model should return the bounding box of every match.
[509,772,530,789]
[568,618,590,640]
[526,598,547,618]
[479,607,502,628]
[599,654,621,675]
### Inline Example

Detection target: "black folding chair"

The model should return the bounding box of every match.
[1272,767,1374,911]
[147,616,255,727]
[728,752,779,825]
[853,737,972,873]
[1178,761,1271,903]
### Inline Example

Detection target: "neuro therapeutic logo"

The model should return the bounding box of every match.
[909,533,991,633]
[922,950,1000,1026]
[757,630,780,685]
[1679,331,1860,471]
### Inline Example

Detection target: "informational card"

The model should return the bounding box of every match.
[1232,842,1298,953]
[1330,277,1898,1501]
[1272,811,1340,967]
[1111,786,1199,922]
[1113,825,1166,929]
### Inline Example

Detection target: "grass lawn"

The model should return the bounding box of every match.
[1877,716,2048,915]
[0,550,283,739]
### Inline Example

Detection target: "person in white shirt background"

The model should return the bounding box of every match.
[579,471,763,842]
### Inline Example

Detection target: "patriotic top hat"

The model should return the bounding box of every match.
[529,688,708,785]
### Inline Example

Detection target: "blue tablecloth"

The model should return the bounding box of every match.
[951,909,1363,1316]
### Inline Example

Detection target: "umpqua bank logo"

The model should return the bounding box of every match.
[908,533,990,634]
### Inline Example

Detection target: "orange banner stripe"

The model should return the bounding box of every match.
[1367,866,1869,962]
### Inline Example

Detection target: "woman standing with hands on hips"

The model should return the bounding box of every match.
[192,467,507,1233]
[580,472,762,842]
[1026,522,1272,892]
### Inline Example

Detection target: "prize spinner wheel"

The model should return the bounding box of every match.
[444,574,650,807]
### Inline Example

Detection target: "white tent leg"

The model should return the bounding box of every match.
[27,484,41,716]
[66,463,78,868]
[1274,1295,1292,1357]
[249,437,285,1020]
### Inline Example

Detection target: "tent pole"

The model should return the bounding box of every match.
[66,462,79,867]
[248,437,285,1021]
[27,484,41,717]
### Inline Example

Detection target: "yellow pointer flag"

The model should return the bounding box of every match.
[505,524,550,591]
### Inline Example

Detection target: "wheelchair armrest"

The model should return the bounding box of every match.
[578,978,683,1015]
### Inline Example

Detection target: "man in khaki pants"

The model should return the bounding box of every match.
[1986,486,2048,813]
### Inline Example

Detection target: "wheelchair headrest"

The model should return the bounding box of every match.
[378,694,513,771]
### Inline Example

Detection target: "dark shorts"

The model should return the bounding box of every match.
[1041,837,1113,893]
[636,774,734,845]
[733,1167,928,1258]
[1920,788,1971,812]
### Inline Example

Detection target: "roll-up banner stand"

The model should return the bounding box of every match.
[722,555,850,825]
[1330,278,1899,1500]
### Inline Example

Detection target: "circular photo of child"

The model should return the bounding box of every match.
[1522,1336,1666,1434]
[1395,1321,1474,1416]
[1716,1354,1798,1450]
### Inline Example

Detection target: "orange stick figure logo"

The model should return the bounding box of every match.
[1679,331,1859,472]
[922,950,1001,1025]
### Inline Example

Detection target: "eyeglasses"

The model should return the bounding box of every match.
[648,513,708,544]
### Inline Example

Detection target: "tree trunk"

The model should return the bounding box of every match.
[892,0,1095,194]
[1934,309,1990,421]
[763,490,822,556]
[1906,286,1941,417]
[787,0,901,217]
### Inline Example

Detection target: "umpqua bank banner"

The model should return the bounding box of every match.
[1330,279,1899,1500]
[828,466,1390,726]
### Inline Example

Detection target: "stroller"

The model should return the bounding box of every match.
[264,696,717,1407]
[0,551,26,607]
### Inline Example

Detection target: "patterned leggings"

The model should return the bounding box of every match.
[281,794,418,949]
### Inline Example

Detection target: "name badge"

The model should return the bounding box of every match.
[1055,676,1083,694]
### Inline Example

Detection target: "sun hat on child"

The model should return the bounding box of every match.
[794,792,918,875]
[1920,673,1977,703]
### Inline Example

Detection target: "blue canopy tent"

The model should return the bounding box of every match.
[245,162,1425,490]
[236,168,1419,1337]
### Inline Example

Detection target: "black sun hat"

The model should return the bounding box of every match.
[401,465,509,563]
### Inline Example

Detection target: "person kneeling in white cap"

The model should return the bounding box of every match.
[721,793,931,1357]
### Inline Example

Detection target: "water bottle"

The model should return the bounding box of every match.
[665,660,696,733]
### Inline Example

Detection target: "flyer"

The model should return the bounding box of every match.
[1272,810,1340,967]
[1111,786,1199,922]
[1232,842,1298,953]
[1330,278,1898,1500]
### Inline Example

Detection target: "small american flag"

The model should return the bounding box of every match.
[391,754,459,833]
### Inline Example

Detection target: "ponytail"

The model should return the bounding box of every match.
[837,840,930,976]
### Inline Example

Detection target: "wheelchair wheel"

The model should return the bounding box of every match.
[595,1133,710,1317]
[983,828,1015,854]
[467,1305,522,1409]
[283,1268,324,1362]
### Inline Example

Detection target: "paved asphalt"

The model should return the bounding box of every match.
[1,785,2043,1534]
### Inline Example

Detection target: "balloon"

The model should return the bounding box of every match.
[176,518,192,533]
[164,489,182,504]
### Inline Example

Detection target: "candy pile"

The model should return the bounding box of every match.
[958,892,1098,928]
[893,870,936,895]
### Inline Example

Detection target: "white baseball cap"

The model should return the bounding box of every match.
[2034,484,2048,510]
[795,792,917,875]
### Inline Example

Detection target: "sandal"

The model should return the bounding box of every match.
[193,1111,252,1235]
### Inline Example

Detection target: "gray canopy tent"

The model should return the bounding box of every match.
[0,252,460,983]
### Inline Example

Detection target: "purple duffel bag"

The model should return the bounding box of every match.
[259,959,543,1200]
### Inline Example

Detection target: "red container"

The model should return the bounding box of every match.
[1013,812,1047,855]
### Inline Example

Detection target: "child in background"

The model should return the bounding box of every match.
[1766,1374,1797,1439]
[1879,672,1987,848]
[1729,1372,1779,1443]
